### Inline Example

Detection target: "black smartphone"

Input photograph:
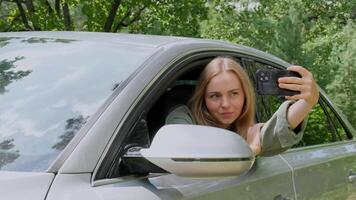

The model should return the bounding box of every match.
[255,68,301,96]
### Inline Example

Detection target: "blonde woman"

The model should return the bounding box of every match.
[166,56,319,156]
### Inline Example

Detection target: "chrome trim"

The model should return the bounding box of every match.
[92,173,163,187]
[171,157,253,162]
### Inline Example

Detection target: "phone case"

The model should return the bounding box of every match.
[255,69,301,96]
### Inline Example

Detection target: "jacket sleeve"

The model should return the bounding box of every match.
[165,105,195,125]
[260,100,308,156]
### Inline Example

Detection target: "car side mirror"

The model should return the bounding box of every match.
[140,124,255,178]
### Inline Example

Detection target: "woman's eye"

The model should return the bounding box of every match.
[209,94,220,99]
[230,91,239,96]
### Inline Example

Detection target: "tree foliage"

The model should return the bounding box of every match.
[201,0,355,85]
[200,0,356,129]
[326,21,356,125]
[0,0,208,36]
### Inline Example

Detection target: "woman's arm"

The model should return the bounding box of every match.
[254,66,318,156]
[278,65,319,129]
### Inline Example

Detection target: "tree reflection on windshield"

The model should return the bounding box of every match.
[0,34,154,172]
[21,37,77,44]
[0,56,31,94]
[0,37,21,48]
[0,36,77,48]
[0,139,20,170]
[52,115,89,150]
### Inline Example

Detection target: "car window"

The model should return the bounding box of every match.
[0,36,156,172]
[95,55,214,180]
[294,99,349,147]
[242,60,282,123]
[243,60,349,148]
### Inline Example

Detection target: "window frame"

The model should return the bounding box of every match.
[93,51,241,182]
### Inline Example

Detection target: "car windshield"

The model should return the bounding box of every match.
[0,36,156,172]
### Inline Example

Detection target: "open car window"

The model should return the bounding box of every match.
[242,60,350,147]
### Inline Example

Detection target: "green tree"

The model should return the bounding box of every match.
[0,0,208,37]
[129,0,207,37]
[326,21,356,125]
[201,0,355,88]
[201,0,356,131]
[0,0,72,31]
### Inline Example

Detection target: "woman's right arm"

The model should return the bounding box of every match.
[257,65,319,156]
[259,100,308,156]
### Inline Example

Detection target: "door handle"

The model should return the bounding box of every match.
[274,194,293,200]
[349,171,356,183]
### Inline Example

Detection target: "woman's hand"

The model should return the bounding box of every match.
[278,65,319,108]
[246,123,263,156]
[277,65,319,129]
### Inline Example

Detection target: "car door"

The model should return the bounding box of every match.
[280,98,356,199]
[243,59,356,199]
[145,155,295,200]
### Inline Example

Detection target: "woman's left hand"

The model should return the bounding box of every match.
[278,65,319,108]
[247,123,263,156]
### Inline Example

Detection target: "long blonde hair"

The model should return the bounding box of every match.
[189,56,255,138]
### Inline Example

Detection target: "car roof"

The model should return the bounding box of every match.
[0,31,290,67]
[0,31,187,48]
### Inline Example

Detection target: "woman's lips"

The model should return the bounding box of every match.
[220,112,234,118]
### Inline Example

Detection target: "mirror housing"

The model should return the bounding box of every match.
[140,125,254,178]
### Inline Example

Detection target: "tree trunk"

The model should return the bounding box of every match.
[25,0,41,30]
[25,0,35,13]
[55,0,61,16]
[44,0,54,14]
[62,1,72,30]
[114,11,131,32]
[103,0,122,32]
[114,6,146,32]
[15,0,32,30]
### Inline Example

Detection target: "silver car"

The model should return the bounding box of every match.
[0,32,355,200]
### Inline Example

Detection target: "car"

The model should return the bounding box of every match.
[0,31,355,200]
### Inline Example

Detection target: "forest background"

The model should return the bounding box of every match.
[1,0,355,131]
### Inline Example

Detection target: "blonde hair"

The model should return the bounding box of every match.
[189,56,255,138]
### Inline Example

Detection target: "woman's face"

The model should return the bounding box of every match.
[204,71,245,128]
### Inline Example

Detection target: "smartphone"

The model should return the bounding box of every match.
[255,68,301,96]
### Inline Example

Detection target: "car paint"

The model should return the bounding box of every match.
[0,31,355,200]
[46,155,295,200]
[281,141,356,199]
[0,172,54,200]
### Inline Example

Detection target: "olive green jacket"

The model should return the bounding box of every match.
[165,100,307,156]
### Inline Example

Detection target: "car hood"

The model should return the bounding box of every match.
[0,171,55,200]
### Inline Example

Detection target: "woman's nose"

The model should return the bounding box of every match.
[221,96,230,108]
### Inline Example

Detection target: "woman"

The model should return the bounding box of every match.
[166,56,319,156]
